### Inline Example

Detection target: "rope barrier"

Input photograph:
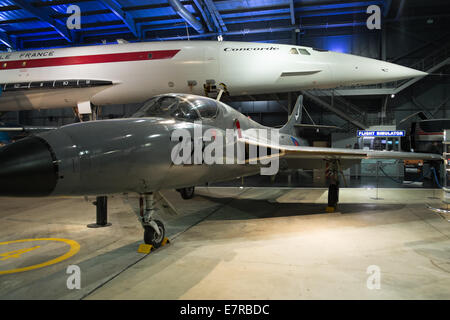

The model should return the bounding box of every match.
[377,164,443,189]
[431,167,443,189]
[378,165,425,185]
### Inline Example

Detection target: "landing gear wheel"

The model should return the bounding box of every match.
[179,186,195,200]
[144,220,165,248]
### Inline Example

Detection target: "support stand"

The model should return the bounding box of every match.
[87,196,111,228]
[327,183,339,209]
[326,160,340,212]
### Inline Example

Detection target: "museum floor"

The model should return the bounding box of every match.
[0,187,449,300]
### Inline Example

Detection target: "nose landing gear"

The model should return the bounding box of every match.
[126,192,178,248]
[144,221,165,248]
[136,193,166,247]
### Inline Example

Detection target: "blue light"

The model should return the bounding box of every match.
[330,46,345,53]
[324,35,352,53]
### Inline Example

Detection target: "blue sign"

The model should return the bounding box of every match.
[357,130,405,137]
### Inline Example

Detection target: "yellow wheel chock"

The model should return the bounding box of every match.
[137,237,170,254]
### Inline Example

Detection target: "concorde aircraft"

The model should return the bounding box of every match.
[0,41,426,114]
[0,94,441,247]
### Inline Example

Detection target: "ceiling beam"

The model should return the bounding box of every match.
[289,0,295,25]
[100,0,140,38]
[168,0,206,33]
[11,0,72,42]
[295,1,384,12]
[383,0,392,17]
[395,0,405,20]
[141,20,370,41]
[203,0,227,33]
[192,0,214,32]
[0,31,15,49]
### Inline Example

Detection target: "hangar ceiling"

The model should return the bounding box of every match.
[0,0,449,131]
[0,0,448,51]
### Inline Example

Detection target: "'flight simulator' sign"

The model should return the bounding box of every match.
[357,130,405,137]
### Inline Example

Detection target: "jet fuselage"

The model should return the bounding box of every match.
[0,41,426,111]
[0,93,440,198]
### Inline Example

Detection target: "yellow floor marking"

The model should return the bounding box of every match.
[0,238,80,275]
[0,246,41,261]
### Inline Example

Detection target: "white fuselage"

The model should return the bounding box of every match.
[0,41,425,111]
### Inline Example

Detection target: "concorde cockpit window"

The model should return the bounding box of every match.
[298,48,311,55]
[289,48,299,54]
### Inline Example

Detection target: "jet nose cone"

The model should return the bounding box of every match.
[0,136,58,197]
[407,69,428,78]
[383,63,428,81]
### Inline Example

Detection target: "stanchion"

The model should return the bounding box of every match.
[87,196,112,228]
[371,161,383,200]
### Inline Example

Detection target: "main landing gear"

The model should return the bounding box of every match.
[176,186,195,199]
[135,193,166,247]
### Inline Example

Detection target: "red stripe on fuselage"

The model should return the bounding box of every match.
[416,131,443,136]
[0,50,180,70]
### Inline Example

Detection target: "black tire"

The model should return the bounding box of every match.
[144,220,165,248]
[179,186,195,200]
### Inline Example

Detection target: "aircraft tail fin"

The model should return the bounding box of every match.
[279,95,303,136]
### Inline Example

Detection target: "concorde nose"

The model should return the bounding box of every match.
[378,60,428,81]
[328,52,428,86]
[0,136,58,197]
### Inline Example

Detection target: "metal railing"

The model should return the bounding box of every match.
[305,89,367,128]
[390,42,450,89]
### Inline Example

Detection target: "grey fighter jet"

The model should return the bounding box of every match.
[0,94,442,247]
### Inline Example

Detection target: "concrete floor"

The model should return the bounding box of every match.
[0,187,449,300]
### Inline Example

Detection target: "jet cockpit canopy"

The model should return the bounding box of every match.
[133,94,219,121]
